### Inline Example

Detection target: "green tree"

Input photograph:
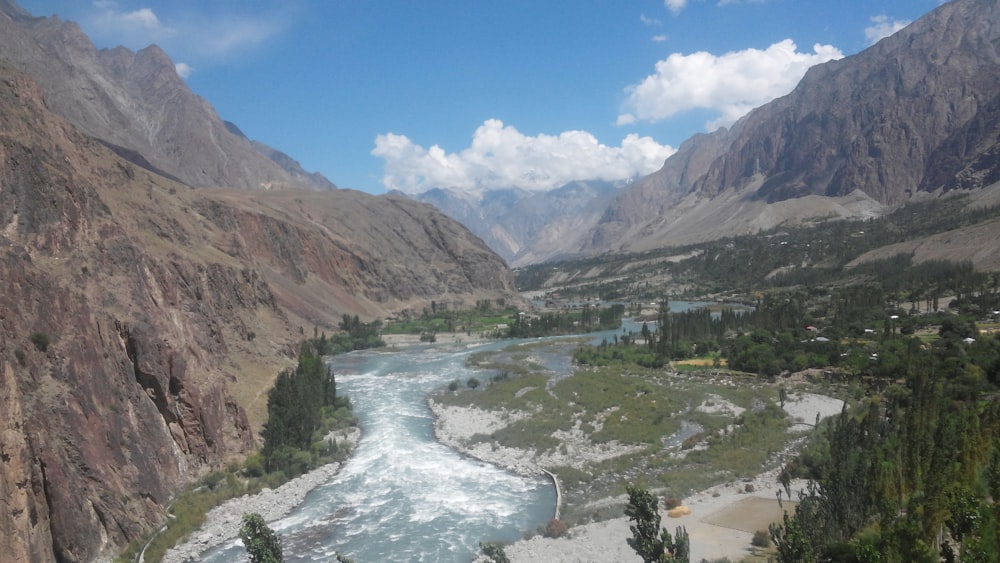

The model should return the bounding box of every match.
[625,484,689,562]
[239,512,283,563]
[480,541,511,563]
[261,341,347,476]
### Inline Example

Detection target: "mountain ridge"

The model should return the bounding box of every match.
[584,0,1000,255]
[0,3,334,192]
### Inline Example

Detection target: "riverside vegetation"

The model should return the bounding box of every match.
[477,194,1000,560]
[119,329,369,563]
[382,298,626,340]
[453,284,1000,560]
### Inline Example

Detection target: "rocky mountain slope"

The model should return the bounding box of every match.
[0,34,516,563]
[585,0,1000,255]
[0,2,334,191]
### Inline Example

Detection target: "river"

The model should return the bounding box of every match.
[201,303,714,561]
[202,339,556,562]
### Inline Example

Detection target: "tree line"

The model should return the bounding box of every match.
[259,340,355,478]
[771,330,1000,561]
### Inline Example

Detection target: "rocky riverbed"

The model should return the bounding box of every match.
[162,427,360,563]
[435,390,845,563]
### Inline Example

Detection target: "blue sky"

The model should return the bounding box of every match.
[19,0,943,194]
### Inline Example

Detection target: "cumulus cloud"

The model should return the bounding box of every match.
[665,0,687,15]
[372,119,675,194]
[618,39,843,131]
[864,15,911,45]
[174,62,193,79]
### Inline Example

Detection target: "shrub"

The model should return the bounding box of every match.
[480,541,511,563]
[29,332,49,352]
[242,453,264,478]
[681,432,704,450]
[14,348,26,366]
[663,497,682,510]
[467,377,481,389]
[751,529,771,548]
[448,380,460,392]
[543,518,569,538]
[200,470,227,490]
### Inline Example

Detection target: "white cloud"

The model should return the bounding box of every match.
[616,114,637,126]
[619,39,843,131]
[174,62,193,79]
[640,14,662,26]
[91,1,174,42]
[193,16,287,59]
[665,0,687,15]
[864,15,911,45]
[85,2,290,61]
[652,34,668,43]
[372,119,675,194]
[717,0,767,5]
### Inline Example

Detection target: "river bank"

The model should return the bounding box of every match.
[497,473,814,563]
[433,389,844,563]
[161,427,360,563]
[382,332,491,347]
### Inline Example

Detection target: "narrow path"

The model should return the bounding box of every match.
[541,469,562,521]
[136,513,174,563]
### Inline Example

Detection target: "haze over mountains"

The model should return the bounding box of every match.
[412,180,622,266]
[414,0,1000,265]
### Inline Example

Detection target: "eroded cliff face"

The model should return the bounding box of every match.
[195,189,518,324]
[0,60,519,561]
[0,67,261,561]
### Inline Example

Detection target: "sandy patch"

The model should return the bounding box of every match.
[430,401,531,442]
[701,495,789,532]
[500,473,808,563]
[382,333,489,347]
[429,399,646,476]
[695,394,745,417]
[782,392,845,429]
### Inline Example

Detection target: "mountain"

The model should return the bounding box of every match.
[585,0,1000,255]
[0,4,519,560]
[413,180,621,267]
[0,4,334,191]
[0,56,517,563]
